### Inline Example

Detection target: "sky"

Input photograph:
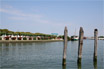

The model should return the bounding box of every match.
[0,0,103,37]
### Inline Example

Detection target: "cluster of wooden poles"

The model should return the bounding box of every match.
[62,26,98,66]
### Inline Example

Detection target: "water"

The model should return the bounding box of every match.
[0,40,103,69]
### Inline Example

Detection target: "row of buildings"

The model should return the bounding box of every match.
[0,35,63,41]
[0,34,104,41]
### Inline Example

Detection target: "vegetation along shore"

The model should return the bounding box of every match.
[0,29,104,42]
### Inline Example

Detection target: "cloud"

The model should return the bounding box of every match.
[0,6,47,24]
[9,17,26,20]
[0,6,42,18]
[0,5,51,24]
[0,5,72,27]
[0,8,26,16]
[2,4,13,9]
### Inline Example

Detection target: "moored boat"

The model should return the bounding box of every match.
[71,35,79,41]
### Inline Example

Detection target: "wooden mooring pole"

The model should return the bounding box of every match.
[77,27,84,63]
[62,26,68,65]
[93,29,98,61]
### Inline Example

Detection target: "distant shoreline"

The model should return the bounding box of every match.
[0,40,63,43]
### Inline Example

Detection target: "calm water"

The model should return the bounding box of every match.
[0,40,103,69]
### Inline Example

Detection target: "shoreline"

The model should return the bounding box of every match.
[0,40,63,43]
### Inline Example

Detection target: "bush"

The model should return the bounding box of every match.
[18,37,22,40]
[41,37,44,40]
[33,37,36,40]
[5,36,9,40]
[23,37,27,40]
[44,37,48,40]
[11,37,16,40]
[58,35,71,41]
[38,38,41,40]
[29,37,32,40]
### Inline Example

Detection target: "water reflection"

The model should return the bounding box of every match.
[93,61,97,69]
[62,65,66,69]
[77,63,81,69]
[0,41,103,69]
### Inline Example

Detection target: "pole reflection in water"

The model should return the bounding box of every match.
[62,65,66,69]
[0,43,2,68]
[77,63,81,69]
[93,61,97,69]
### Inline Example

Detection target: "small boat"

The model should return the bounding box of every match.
[71,29,78,41]
[71,35,79,41]
[98,38,104,40]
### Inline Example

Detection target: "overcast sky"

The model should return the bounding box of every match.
[0,0,103,37]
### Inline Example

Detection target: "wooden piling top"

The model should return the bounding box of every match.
[64,26,68,31]
[94,29,98,31]
[80,27,84,33]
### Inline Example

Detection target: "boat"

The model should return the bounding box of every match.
[71,29,79,41]
[98,38,104,40]
[71,35,79,41]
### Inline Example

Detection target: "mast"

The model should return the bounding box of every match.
[74,28,76,36]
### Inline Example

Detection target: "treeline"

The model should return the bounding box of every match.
[98,36,104,38]
[0,29,55,37]
[58,35,71,40]
[0,29,71,40]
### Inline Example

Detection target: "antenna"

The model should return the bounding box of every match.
[75,28,76,36]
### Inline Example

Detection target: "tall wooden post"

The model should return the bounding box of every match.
[62,26,68,65]
[93,29,98,61]
[77,27,84,63]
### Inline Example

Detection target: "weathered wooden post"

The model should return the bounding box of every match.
[77,27,84,63]
[62,26,68,65]
[93,29,98,61]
